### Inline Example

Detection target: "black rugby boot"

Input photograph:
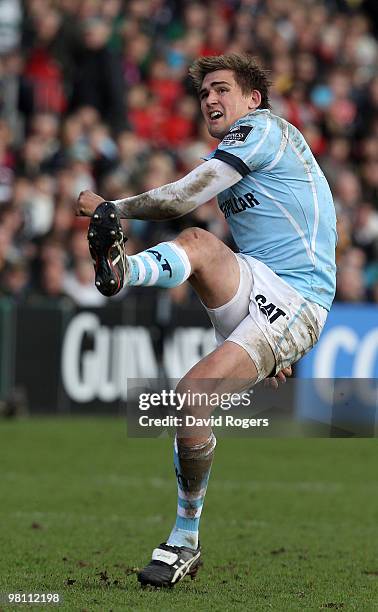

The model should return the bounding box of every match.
[87,201,128,297]
[138,542,201,588]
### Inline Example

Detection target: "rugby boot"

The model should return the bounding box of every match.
[138,542,201,588]
[87,201,128,297]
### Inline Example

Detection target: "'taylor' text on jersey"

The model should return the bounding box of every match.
[219,192,260,219]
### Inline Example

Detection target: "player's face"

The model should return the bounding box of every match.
[200,69,259,139]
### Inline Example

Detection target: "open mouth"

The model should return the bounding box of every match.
[209,111,223,120]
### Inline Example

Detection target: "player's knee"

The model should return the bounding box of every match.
[176,227,208,249]
[175,227,221,266]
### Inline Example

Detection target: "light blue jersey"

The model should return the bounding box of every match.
[205,109,337,311]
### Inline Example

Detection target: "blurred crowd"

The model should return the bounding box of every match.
[0,0,377,307]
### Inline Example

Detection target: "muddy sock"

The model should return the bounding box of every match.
[167,433,216,549]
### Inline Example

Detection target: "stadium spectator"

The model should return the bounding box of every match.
[0,260,30,301]
[0,0,22,55]
[63,257,106,306]
[70,18,126,133]
[28,257,72,305]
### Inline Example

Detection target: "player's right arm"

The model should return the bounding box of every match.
[76,158,242,219]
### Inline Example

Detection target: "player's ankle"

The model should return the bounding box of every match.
[167,527,199,549]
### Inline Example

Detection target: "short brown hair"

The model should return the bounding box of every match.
[189,53,271,109]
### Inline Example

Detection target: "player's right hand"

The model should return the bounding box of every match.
[264,366,292,390]
[76,190,104,217]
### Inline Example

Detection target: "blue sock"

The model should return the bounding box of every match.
[127,241,191,288]
[167,434,216,549]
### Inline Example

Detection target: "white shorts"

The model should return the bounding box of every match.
[205,254,328,383]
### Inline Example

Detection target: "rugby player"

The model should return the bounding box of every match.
[76,54,337,588]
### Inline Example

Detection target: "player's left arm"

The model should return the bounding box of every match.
[76,158,242,219]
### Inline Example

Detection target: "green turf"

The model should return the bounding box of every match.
[0,418,377,611]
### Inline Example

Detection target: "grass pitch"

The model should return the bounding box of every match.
[0,417,377,611]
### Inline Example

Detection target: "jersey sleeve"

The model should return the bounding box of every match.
[213,114,281,176]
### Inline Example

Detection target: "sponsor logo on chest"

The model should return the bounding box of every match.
[219,191,260,219]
